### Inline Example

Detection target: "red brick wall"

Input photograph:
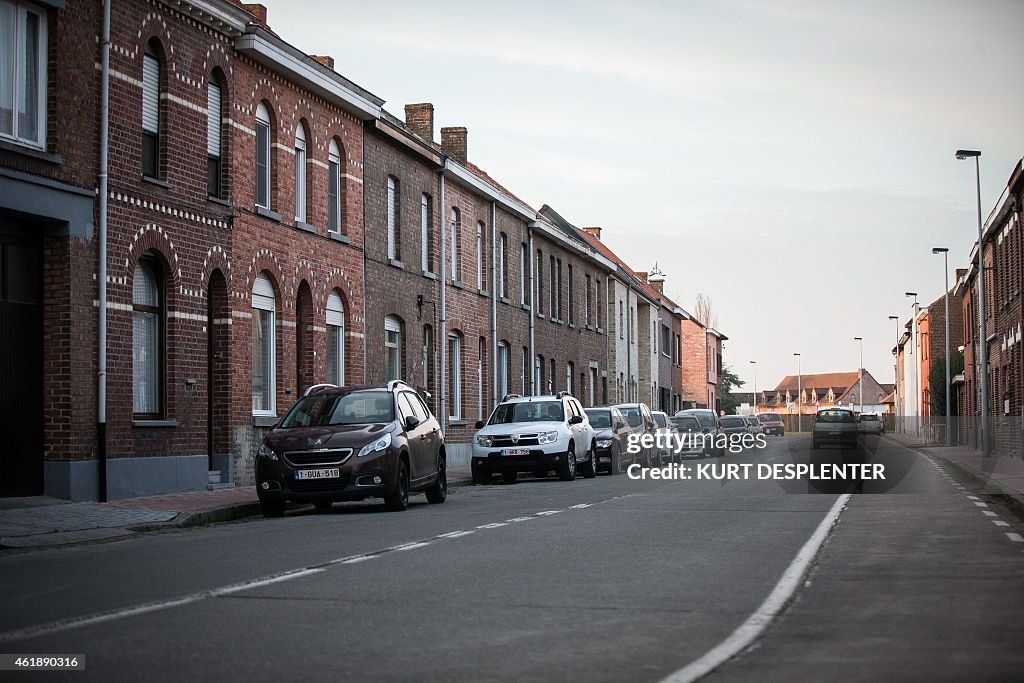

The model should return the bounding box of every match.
[680,320,707,407]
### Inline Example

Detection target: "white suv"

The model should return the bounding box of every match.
[472,393,597,484]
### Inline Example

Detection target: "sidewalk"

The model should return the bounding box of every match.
[0,466,472,550]
[886,432,1024,509]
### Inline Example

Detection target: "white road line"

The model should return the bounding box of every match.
[441,530,476,538]
[966,495,980,500]
[974,502,988,508]
[570,503,593,509]
[982,511,998,517]
[477,522,508,529]
[661,494,852,683]
[1007,533,1024,543]
[339,555,375,564]
[506,517,534,523]
[993,521,1010,527]
[211,568,326,595]
[391,542,431,551]
[535,510,562,516]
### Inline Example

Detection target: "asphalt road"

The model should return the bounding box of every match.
[1,435,1022,681]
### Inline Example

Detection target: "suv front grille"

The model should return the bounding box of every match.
[283,448,353,467]
[492,435,540,447]
[290,475,352,493]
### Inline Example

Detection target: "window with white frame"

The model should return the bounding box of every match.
[326,290,345,385]
[536,249,544,314]
[450,208,461,282]
[252,273,276,415]
[520,242,528,305]
[497,341,510,400]
[549,255,556,316]
[566,361,574,395]
[596,278,602,328]
[387,176,399,260]
[207,77,223,197]
[585,274,591,326]
[476,221,486,290]
[619,300,624,339]
[141,41,161,178]
[0,0,46,147]
[421,193,433,274]
[294,124,307,223]
[328,139,342,234]
[255,102,271,209]
[477,337,486,419]
[567,264,574,324]
[385,315,403,382]
[448,331,463,419]
[422,324,433,393]
[499,233,507,299]
[133,257,162,416]
[521,346,529,395]
[535,355,543,396]
[549,358,556,393]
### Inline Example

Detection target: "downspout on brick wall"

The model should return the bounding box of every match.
[529,227,536,395]
[438,167,447,430]
[97,0,112,502]
[490,201,498,407]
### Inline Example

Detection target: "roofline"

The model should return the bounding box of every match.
[528,219,618,270]
[167,0,253,35]
[370,117,443,166]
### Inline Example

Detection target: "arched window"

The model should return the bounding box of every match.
[497,341,510,401]
[255,102,272,209]
[535,355,544,396]
[519,242,528,305]
[476,221,486,290]
[294,123,307,223]
[550,358,556,393]
[207,73,224,197]
[142,40,162,178]
[420,193,434,274]
[387,176,400,260]
[133,257,163,416]
[326,290,345,385]
[385,315,403,381]
[498,233,507,299]
[450,207,461,283]
[448,331,463,419]
[328,139,343,234]
[252,273,276,415]
[422,324,434,397]
[566,361,574,395]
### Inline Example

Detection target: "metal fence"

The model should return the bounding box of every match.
[891,415,1024,459]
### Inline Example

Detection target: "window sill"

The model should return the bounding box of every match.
[452,280,465,290]
[569,323,576,330]
[499,296,510,305]
[252,415,279,428]
[586,324,593,331]
[208,195,232,207]
[477,288,489,297]
[448,419,469,426]
[141,175,170,189]
[520,303,531,311]
[329,231,351,244]
[0,139,62,164]
[388,258,405,270]
[133,419,178,428]
[295,220,316,234]
[255,205,282,222]
[422,270,436,280]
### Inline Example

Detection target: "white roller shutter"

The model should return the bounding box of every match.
[207,82,221,157]
[326,292,345,327]
[142,54,160,134]
[252,273,276,311]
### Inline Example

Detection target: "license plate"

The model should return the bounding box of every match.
[295,468,340,480]
[502,448,530,456]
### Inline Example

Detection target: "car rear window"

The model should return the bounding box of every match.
[490,401,564,424]
[652,413,668,428]
[719,416,746,428]
[758,413,781,422]
[671,416,701,431]
[280,390,394,427]
[617,407,642,428]
[585,409,612,428]
[860,414,878,421]
[817,410,854,423]
[681,411,716,430]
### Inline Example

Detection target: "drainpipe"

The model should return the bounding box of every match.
[1014,195,1023,432]
[438,167,447,431]
[490,201,498,406]
[97,0,112,502]
[528,227,536,395]
[626,286,633,401]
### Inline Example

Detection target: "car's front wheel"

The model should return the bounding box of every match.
[558,445,577,481]
[384,459,410,511]
[425,456,447,504]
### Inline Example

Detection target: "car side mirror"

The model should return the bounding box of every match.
[569,415,584,425]
[474,420,485,429]
[404,415,421,430]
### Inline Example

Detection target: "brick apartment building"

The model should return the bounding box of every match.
[0,0,728,500]
[915,283,964,419]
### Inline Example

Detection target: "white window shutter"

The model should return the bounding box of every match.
[207,82,221,157]
[142,54,160,133]
[326,291,345,327]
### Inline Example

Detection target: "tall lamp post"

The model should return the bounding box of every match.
[955,149,989,457]
[906,292,920,438]
[750,360,757,415]
[853,336,863,412]
[933,247,952,446]
[889,315,900,429]
[794,353,802,432]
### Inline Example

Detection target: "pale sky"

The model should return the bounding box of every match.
[265,0,1024,392]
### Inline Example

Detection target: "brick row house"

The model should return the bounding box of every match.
[0,0,727,500]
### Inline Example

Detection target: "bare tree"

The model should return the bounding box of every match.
[694,292,718,329]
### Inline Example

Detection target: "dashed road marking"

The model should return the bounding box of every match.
[982,511,997,517]
[994,521,1010,527]
[1007,533,1024,543]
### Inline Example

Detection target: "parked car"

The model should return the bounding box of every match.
[669,414,708,458]
[858,413,884,435]
[472,393,597,483]
[719,415,751,450]
[811,408,858,449]
[651,411,678,464]
[613,402,659,467]
[758,412,785,436]
[585,406,634,474]
[675,408,724,456]
[745,415,763,436]
[255,380,446,517]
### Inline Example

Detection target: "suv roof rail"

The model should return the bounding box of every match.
[303,383,338,397]
[555,391,572,399]
[501,393,522,402]
[386,379,414,392]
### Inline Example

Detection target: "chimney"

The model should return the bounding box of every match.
[404,103,434,143]
[649,277,665,294]
[636,271,649,283]
[310,55,335,70]
[441,126,468,165]
[581,226,602,241]
[242,3,268,24]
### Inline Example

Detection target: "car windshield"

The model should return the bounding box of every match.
[489,401,564,424]
[652,413,668,428]
[758,413,781,423]
[746,417,759,425]
[585,409,612,428]
[671,416,701,431]
[719,416,746,428]
[279,390,394,428]
[683,412,716,430]
[617,407,642,428]
[817,410,854,423]
[860,414,878,421]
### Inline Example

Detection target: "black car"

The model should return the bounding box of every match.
[675,409,724,457]
[612,402,659,467]
[669,414,707,458]
[255,381,447,517]
[585,406,634,474]
[718,415,751,451]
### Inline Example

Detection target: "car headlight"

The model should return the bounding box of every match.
[597,438,611,448]
[357,432,392,457]
[538,431,559,445]
[476,434,494,447]
[257,444,278,461]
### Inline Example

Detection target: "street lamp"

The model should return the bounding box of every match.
[906,292,920,438]
[853,337,863,412]
[889,315,900,430]
[794,353,802,432]
[933,247,952,446]
[955,149,989,457]
[750,360,757,415]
